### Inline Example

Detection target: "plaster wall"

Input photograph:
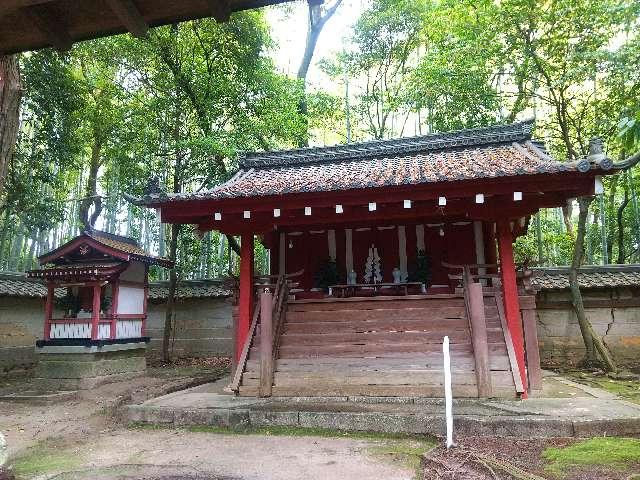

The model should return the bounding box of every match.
[0,295,232,374]
[0,297,43,373]
[146,298,233,358]
[536,287,640,368]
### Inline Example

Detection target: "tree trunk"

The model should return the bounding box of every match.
[616,187,629,264]
[79,140,103,230]
[162,222,180,363]
[606,176,618,264]
[570,196,617,371]
[296,0,343,147]
[0,54,22,195]
[162,90,183,363]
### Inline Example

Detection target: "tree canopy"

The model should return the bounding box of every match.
[1,0,640,277]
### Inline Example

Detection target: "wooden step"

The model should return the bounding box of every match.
[287,298,465,312]
[242,370,515,387]
[238,384,517,398]
[286,306,466,323]
[283,318,471,334]
[246,354,512,372]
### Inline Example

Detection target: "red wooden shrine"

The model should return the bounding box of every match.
[130,120,617,398]
[28,229,173,346]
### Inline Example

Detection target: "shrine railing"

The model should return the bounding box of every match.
[259,274,288,397]
[46,314,146,340]
[443,263,494,397]
[228,274,289,395]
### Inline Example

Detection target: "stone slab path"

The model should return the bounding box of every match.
[128,372,640,438]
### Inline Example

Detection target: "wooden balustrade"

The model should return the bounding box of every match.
[259,275,288,397]
[455,265,493,397]
[259,289,274,396]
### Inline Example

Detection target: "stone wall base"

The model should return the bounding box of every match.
[34,342,147,390]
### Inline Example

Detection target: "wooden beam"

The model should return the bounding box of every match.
[237,233,254,360]
[521,307,542,390]
[105,0,148,39]
[207,0,231,22]
[0,0,53,17]
[467,282,492,397]
[497,220,528,398]
[259,289,273,397]
[24,3,72,51]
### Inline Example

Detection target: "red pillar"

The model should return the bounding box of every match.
[110,281,119,340]
[236,233,254,362]
[497,220,528,397]
[44,284,54,340]
[91,284,101,340]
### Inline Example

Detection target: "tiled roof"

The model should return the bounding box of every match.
[37,229,173,268]
[0,272,230,300]
[148,280,232,301]
[0,272,64,298]
[86,230,148,257]
[533,266,640,290]
[147,120,579,203]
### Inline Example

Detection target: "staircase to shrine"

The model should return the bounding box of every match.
[234,289,522,398]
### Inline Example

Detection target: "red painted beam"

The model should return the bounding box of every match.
[192,192,576,234]
[497,220,528,398]
[236,233,254,362]
[91,283,101,340]
[44,283,54,340]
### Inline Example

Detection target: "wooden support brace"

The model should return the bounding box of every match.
[522,306,542,390]
[105,0,148,39]
[259,289,273,397]
[468,282,492,397]
[497,220,528,398]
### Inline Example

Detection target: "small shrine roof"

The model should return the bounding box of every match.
[134,120,602,206]
[36,229,174,268]
[27,262,125,279]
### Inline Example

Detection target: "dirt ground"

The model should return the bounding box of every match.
[3,363,640,480]
[424,437,640,480]
[0,363,415,480]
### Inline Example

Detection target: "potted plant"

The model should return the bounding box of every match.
[313,258,344,292]
[408,249,432,288]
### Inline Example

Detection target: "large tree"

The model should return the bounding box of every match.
[0,55,22,196]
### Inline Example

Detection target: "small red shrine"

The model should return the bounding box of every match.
[130,120,617,399]
[28,229,173,345]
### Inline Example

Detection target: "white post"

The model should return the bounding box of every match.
[443,335,454,449]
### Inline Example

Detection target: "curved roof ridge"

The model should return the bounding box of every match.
[240,119,536,169]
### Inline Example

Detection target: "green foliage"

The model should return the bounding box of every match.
[55,291,81,315]
[3,0,640,277]
[543,437,640,476]
[313,258,344,291]
[408,249,431,286]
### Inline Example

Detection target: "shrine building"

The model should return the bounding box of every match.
[27,229,173,388]
[131,120,616,399]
